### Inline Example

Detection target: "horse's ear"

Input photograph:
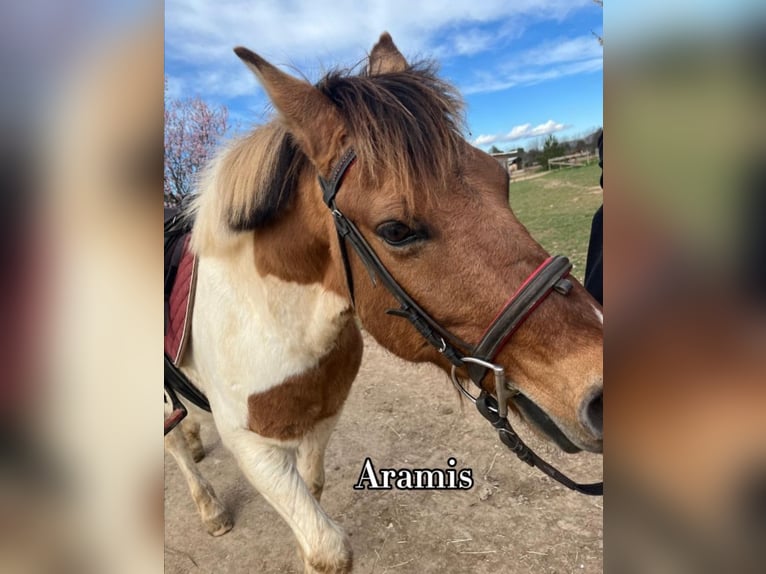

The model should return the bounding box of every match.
[234,47,344,172]
[368,32,408,75]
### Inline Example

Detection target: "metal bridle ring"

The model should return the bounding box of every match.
[449,365,478,404]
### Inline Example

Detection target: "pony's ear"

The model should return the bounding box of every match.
[234,47,345,172]
[368,32,407,75]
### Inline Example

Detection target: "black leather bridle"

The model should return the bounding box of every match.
[320,148,603,496]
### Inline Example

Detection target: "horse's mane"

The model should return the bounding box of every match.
[190,60,464,254]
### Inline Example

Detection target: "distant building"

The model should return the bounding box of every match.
[489,151,522,174]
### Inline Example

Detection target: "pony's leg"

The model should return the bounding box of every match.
[296,415,339,502]
[181,417,205,462]
[164,425,233,536]
[223,428,352,574]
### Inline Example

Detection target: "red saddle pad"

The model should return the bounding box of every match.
[164,235,197,365]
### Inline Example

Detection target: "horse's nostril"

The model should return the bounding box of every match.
[580,388,603,439]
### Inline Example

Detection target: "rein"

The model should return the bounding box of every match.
[319,148,603,496]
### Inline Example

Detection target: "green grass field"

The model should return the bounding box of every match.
[509,163,602,281]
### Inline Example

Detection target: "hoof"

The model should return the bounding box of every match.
[303,538,353,574]
[303,557,353,574]
[205,510,233,537]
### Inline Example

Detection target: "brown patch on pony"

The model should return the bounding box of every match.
[252,231,329,285]
[247,315,362,441]
[251,170,331,284]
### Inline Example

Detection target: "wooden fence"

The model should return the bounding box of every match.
[547,151,596,170]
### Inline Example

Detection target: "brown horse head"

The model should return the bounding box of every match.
[228,32,602,454]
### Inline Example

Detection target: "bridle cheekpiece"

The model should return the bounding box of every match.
[319,148,603,496]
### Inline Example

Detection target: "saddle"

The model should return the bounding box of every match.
[164,207,211,434]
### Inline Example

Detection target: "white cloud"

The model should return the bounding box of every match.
[452,29,496,56]
[166,0,593,63]
[165,0,595,100]
[472,119,567,147]
[520,35,603,67]
[462,35,602,95]
[464,58,602,94]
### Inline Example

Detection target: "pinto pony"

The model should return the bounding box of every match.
[165,33,603,573]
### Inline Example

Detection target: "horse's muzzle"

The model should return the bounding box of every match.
[580,386,603,441]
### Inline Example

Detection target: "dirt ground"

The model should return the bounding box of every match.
[165,333,603,574]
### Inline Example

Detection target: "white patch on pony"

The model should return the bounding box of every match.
[178,110,354,570]
[222,425,352,570]
[593,306,603,325]
[184,247,350,434]
[180,234,353,569]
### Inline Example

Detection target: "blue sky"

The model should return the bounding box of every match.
[165,1,602,151]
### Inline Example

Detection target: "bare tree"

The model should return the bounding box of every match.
[164,90,228,206]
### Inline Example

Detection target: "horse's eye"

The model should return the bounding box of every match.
[376,221,420,246]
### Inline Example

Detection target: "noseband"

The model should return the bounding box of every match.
[320,148,603,496]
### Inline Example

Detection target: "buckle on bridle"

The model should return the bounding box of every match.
[450,356,516,419]
[463,357,513,419]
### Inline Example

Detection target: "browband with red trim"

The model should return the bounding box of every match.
[465,255,573,385]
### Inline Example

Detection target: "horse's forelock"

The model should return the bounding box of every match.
[318,61,465,209]
[195,59,465,243]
